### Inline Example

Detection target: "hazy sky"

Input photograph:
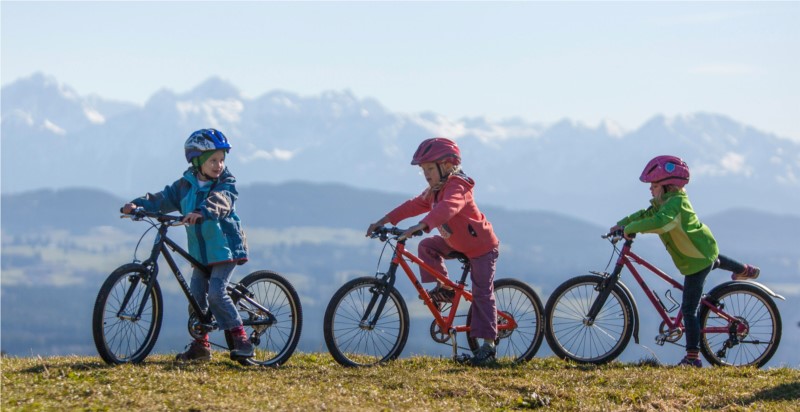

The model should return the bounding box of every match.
[2,1,799,140]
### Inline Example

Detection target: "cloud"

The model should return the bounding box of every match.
[42,119,66,135]
[240,147,296,162]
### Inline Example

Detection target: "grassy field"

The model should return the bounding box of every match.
[2,352,798,411]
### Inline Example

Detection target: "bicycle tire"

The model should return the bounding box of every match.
[466,278,545,362]
[545,274,634,364]
[230,270,303,367]
[699,283,782,368]
[323,277,409,367]
[92,263,163,364]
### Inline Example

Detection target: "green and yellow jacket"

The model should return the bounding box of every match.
[617,191,718,275]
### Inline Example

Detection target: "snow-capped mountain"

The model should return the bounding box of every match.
[2,72,798,224]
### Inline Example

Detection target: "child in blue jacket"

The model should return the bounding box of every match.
[122,128,252,361]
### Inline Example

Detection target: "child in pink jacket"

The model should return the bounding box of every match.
[366,137,500,366]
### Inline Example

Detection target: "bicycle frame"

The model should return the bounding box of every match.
[587,237,744,342]
[118,215,275,331]
[362,236,518,344]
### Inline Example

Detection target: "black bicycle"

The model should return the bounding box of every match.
[92,208,303,366]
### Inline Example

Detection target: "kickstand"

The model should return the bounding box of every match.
[450,329,458,360]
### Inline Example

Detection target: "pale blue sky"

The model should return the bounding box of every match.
[2,1,799,140]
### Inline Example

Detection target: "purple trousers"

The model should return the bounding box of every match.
[418,236,498,340]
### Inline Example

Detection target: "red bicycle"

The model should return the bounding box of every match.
[544,231,783,368]
[323,226,544,367]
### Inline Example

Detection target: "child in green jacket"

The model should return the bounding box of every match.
[610,155,760,367]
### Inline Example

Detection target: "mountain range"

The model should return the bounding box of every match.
[1,73,798,366]
[3,72,799,225]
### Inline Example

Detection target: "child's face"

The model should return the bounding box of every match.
[650,183,664,199]
[419,162,444,188]
[199,150,226,180]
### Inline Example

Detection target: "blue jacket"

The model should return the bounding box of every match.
[132,167,248,266]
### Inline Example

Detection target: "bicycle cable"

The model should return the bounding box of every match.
[375,238,394,275]
[602,238,621,273]
[131,218,158,264]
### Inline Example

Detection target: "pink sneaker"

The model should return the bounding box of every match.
[732,265,760,281]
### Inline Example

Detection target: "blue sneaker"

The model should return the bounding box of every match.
[677,356,702,368]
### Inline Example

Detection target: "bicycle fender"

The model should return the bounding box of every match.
[614,279,641,345]
[708,281,786,301]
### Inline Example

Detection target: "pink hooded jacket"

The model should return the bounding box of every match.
[385,173,499,258]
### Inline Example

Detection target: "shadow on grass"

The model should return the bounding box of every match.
[740,382,800,404]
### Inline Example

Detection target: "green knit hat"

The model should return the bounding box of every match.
[192,150,217,169]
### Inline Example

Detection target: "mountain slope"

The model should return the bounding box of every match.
[2,72,799,226]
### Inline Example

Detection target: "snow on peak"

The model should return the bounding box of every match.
[694,152,753,177]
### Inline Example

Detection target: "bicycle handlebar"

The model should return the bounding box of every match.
[120,207,187,225]
[602,230,635,244]
[370,226,424,241]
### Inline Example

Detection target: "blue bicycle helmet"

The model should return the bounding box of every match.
[184,128,232,163]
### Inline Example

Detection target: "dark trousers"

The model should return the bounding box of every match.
[682,253,746,351]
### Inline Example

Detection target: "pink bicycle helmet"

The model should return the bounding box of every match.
[640,155,690,187]
[411,137,461,165]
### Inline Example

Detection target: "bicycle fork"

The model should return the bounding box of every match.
[359,264,399,330]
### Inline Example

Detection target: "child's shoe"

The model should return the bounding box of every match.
[175,339,211,362]
[676,356,702,368]
[731,264,760,281]
[420,284,455,306]
[468,342,497,367]
[230,334,255,360]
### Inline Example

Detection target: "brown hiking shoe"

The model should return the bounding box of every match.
[176,340,211,362]
[230,334,255,360]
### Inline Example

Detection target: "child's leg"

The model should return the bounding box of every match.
[206,262,244,331]
[681,265,712,360]
[418,236,453,284]
[716,254,746,274]
[468,248,499,341]
[716,254,760,280]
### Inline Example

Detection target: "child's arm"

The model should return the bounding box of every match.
[197,179,238,221]
[623,200,681,235]
[127,180,184,214]
[418,182,467,232]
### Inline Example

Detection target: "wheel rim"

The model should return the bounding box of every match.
[101,274,157,362]
[331,284,403,366]
[701,290,778,367]
[243,278,299,365]
[549,282,627,362]
[495,285,540,361]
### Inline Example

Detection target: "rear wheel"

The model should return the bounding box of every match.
[699,283,781,368]
[545,275,633,364]
[467,278,544,362]
[92,263,163,364]
[323,277,409,367]
[230,270,303,367]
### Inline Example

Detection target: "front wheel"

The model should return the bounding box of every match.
[545,275,634,364]
[699,283,782,368]
[230,270,303,367]
[467,278,545,362]
[92,263,163,364]
[323,277,409,367]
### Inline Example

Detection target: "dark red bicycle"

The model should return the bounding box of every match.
[545,231,783,368]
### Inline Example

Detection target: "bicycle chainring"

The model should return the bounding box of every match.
[657,321,683,343]
[430,320,450,343]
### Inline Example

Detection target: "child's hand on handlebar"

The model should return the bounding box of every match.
[398,223,428,241]
[182,212,203,225]
[122,203,138,214]
[366,217,389,237]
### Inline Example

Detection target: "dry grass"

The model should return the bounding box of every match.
[2,352,798,411]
